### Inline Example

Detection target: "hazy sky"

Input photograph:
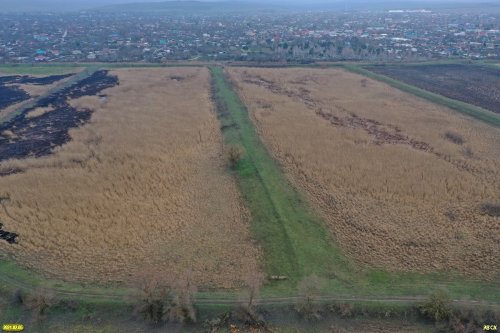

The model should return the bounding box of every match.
[0,0,489,13]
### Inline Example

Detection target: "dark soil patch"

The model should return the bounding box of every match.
[480,203,500,217]
[169,75,185,81]
[0,70,118,164]
[243,74,316,107]
[444,131,465,145]
[0,166,23,177]
[242,73,434,153]
[0,222,18,244]
[366,64,500,113]
[315,108,433,152]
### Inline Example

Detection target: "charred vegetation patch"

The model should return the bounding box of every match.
[0,73,73,86]
[0,222,18,244]
[0,85,30,109]
[169,75,185,81]
[444,131,465,145]
[0,70,118,165]
[0,73,75,109]
[315,108,433,152]
[367,64,500,114]
[479,203,500,217]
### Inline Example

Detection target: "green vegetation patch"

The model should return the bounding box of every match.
[0,64,83,75]
[210,66,344,287]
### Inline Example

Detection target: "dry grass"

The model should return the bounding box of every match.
[16,81,63,98]
[0,68,261,288]
[228,67,500,278]
[25,106,55,119]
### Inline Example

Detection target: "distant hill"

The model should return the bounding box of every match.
[1,0,498,14]
[0,0,128,12]
[95,1,288,15]
[94,1,500,15]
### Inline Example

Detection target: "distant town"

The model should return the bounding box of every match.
[1,8,499,63]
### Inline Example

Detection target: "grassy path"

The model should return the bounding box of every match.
[210,66,343,288]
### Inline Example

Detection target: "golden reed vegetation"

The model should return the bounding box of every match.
[0,68,261,288]
[228,67,499,278]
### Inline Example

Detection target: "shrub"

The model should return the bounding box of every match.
[24,287,55,322]
[226,145,244,168]
[58,299,79,312]
[133,277,169,323]
[164,271,197,323]
[329,302,355,318]
[12,289,26,305]
[339,303,354,318]
[294,274,326,321]
[418,290,453,322]
[233,272,266,325]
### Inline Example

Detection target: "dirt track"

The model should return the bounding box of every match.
[0,266,497,308]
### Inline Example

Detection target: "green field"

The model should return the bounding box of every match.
[0,64,82,75]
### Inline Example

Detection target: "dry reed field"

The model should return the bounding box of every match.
[228,67,500,278]
[0,68,261,288]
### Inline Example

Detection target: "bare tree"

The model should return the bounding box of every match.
[233,272,266,323]
[294,274,326,320]
[165,270,197,323]
[24,287,55,323]
[226,145,244,168]
[245,272,265,310]
[133,274,169,323]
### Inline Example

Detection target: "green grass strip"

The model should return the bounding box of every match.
[0,64,83,75]
[210,66,344,287]
[343,64,500,128]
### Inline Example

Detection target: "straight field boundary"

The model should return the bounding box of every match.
[343,64,500,128]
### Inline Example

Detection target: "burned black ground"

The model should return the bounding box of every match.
[0,86,30,110]
[0,222,17,244]
[0,70,118,166]
[366,64,500,113]
[0,73,74,86]
[0,73,74,110]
